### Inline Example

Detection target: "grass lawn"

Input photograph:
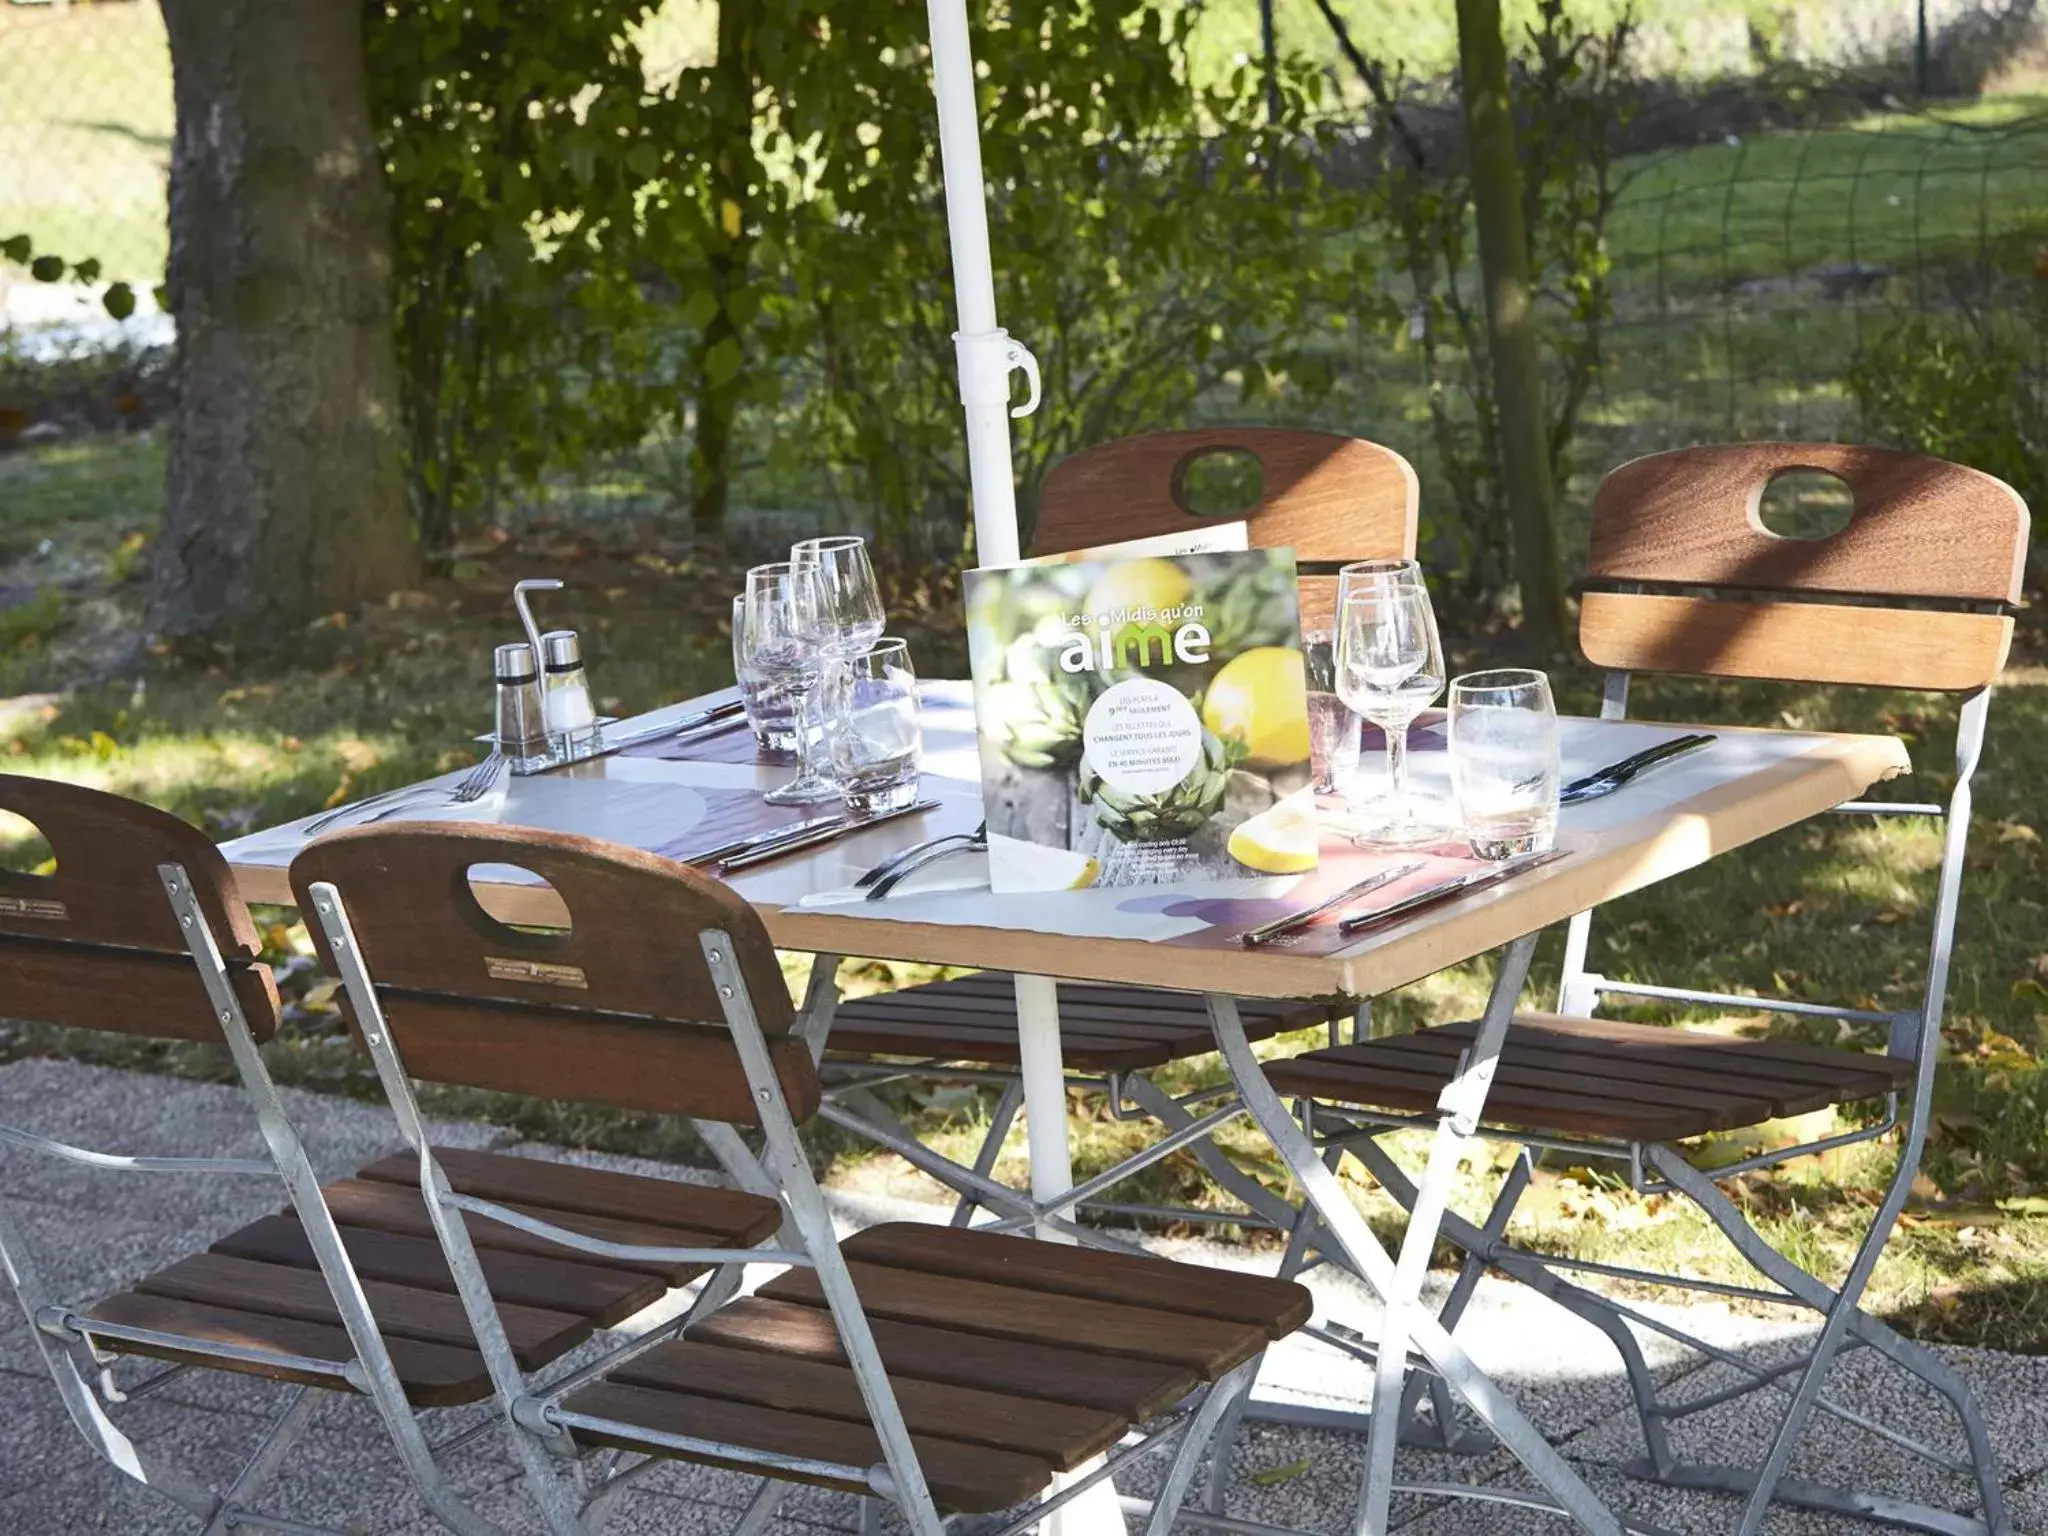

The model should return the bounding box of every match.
[0,2,172,282]
[2,429,2046,1354]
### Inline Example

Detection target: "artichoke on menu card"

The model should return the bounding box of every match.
[1078,728,1239,844]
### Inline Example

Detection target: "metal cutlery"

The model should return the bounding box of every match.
[1336,848,1568,936]
[717,799,940,874]
[1559,733,1716,807]
[603,699,748,754]
[856,820,987,891]
[865,827,990,901]
[304,753,506,837]
[1239,861,1426,948]
[689,812,846,868]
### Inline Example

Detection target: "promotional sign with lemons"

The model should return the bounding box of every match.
[965,543,1316,893]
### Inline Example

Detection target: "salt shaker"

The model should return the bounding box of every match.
[494,642,551,770]
[540,629,597,751]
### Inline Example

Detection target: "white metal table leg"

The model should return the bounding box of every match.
[1206,982,1624,1536]
[1361,932,1538,1532]
[1016,972,1128,1536]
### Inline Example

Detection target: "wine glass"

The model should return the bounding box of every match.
[791,536,885,659]
[741,560,839,806]
[1335,558,1446,845]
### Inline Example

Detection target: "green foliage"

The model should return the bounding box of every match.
[1848,301,2048,565]
[1365,0,1633,594]
[362,1,1369,560]
[364,0,701,558]
[768,4,1377,555]
[0,232,136,319]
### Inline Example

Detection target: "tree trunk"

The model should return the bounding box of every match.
[1456,0,1567,651]
[150,0,415,643]
[689,0,758,537]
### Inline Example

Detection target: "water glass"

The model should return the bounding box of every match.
[1449,668,1560,859]
[731,594,799,756]
[1302,631,1360,796]
[741,560,838,806]
[820,638,922,817]
[1335,559,1447,845]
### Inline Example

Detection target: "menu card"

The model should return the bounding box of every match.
[965,537,1315,894]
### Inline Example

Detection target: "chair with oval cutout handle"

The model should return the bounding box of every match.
[0,773,530,1535]
[814,427,1418,1256]
[290,819,1314,1536]
[1262,442,2030,1536]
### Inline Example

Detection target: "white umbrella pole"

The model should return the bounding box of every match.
[924,0,1038,567]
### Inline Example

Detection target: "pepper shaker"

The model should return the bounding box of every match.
[494,642,551,771]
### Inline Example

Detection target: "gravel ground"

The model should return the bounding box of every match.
[0,1058,2040,1535]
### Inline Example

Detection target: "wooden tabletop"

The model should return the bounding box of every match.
[222,683,1909,1002]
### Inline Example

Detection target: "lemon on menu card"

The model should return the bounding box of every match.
[965,524,1317,894]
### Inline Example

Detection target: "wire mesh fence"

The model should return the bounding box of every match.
[4,1,2048,546]
[0,0,171,284]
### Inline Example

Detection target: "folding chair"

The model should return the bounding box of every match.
[818,426,1416,1239]
[0,774,541,1533]
[290,819,1314,1536]
[1259,443,2031,1535]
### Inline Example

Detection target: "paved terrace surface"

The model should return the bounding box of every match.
[0,1059,2042,1535]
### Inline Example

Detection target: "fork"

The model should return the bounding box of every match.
[305,753,504,836]
[865,826,990,901]
[855,821,987,891]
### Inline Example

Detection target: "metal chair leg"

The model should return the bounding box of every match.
[950,1077,1022,1227]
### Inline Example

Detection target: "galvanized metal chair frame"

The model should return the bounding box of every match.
[1274,443,2030,1536]
[299,822,1277,1536]
[0,777,502,1536]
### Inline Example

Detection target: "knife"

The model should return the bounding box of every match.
[718,799,940,873]
[606,698,747,752]
[1239,861,1425,948]
[688,812,846,867]
[1336,848,1569,935]
[1559,733,1715,806]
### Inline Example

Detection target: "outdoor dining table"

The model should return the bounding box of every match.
[221,679,1911,1535]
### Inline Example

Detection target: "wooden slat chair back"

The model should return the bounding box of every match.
[288,821,817,1125]
[1266,444,2031,1531]
[0,777,536,1535]
[0,772,279,1041]
[1033,426,1419,628]
[288,822,1313,1536]
[1579,442,2029,691]
[813,429,1412,1236]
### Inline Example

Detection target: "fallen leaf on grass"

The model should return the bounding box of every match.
[1250,1458,1313,1487]
[1995,820,2040,845]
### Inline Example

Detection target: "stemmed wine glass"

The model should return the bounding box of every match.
[741,560,839,806]
[791,536,885,659]
[1335,558,1447,846]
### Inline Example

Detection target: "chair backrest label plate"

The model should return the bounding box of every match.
[484,955,588,990]
[0,894,69,922]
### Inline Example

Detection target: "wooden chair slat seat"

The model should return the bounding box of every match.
[689,1296,1198,1420]
[838,1222,1313,1336]
[134,1251,590,1368]
[755,1223,1292,1378]
[83,1292,493,1408]
[567,1220,1311,1512]
[1268,1013,1917,1144]
[611,1340,1127,1470]
[357,1145,779,1238]
[563,1381,1060,1514]
[83,1145,783,1406]
[828,975,1323,1072]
